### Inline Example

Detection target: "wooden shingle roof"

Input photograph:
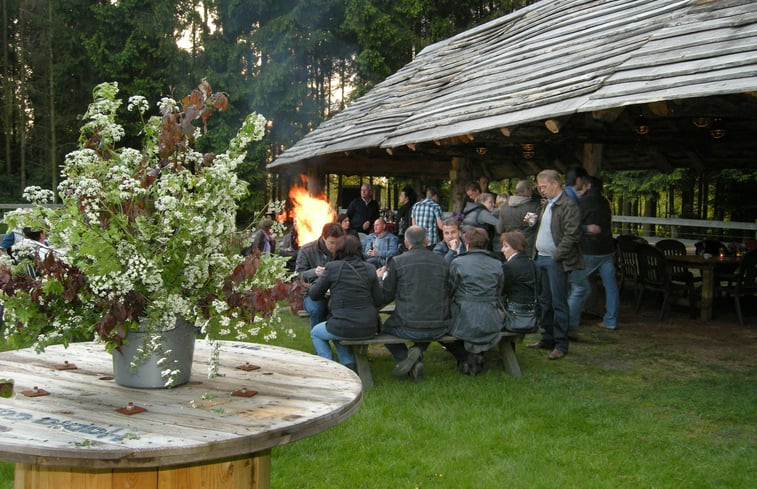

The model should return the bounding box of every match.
[268,0,757,178]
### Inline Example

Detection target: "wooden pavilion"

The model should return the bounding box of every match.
[267,0,757,211]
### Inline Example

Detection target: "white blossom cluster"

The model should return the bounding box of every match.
[127,95,149,115]
[22,186,55,204]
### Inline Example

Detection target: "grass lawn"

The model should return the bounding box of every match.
[1,298,755,488]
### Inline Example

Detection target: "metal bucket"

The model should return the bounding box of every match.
[112,319,197,388]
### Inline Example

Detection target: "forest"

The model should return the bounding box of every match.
[2,0,755,229]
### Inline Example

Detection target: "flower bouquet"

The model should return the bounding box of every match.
[0,81,303,386]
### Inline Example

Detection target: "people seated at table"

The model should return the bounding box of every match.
[295,222,344,328]
[376,226,450,382]
[461,192,499,248]
[309,235,383,371]
[433,218,467,264]
[362,217,399,267]
[241,218,275,256]
[337,213,358,238]
[446,228,506,375]
[500,231,538,326]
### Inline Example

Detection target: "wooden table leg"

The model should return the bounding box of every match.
[700,265,714,321]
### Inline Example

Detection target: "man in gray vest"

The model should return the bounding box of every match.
[376,226,450,382]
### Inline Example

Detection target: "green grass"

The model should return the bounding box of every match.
[1,310,755,489]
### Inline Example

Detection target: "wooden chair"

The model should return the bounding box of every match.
[635,244,694,320]
[616,235,644,299]
[722,250,757,326]
[655,238,701,293]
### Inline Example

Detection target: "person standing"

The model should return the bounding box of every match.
[411,186,444,248]
[527,169,583,360]
[568,176,619,331]
[241,218,276,256]
[295,222,344,328]
[309,235,383,371]
[376,226,450,382]
[363,218,399,267]
[496,180,540,254]
[346,184,380,235]
[394,186,417,247]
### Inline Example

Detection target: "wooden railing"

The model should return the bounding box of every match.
[612,216,757,242]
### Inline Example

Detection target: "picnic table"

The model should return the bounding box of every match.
[0,340,362,489]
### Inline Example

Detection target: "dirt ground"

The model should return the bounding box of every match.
[577,288,757,373]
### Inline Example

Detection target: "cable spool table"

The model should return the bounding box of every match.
[0,340,362,489]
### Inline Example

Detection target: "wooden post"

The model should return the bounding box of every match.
[306,165,321,195]
[583,143,603,176]
[450,157,471,214]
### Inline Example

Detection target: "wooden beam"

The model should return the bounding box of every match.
[500,127,511,137]
[648,100,669,117]
[591,107,624,123]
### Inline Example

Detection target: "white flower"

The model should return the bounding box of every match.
[22,186,55,204]
[127,95,149,114]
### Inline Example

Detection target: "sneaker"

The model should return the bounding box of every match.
[548,348,567,360]
[410,361,424,383]
[392,346,422,377]
[596,322,617,330]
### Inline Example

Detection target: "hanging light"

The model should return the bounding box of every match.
[635,114,649,135]
[709,118,727,139]
[521,143,535,159]
[692,116,713,128]
[475,144,487,155]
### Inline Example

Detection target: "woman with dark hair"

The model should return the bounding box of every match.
[501,230,537,307]
[336,213,358,237]
[446,228,505,375]
[241,218,275,256]
[309,235,382,370]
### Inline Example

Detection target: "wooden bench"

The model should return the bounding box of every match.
[341,332,524,389]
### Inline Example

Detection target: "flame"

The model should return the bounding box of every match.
[288,176,336,246]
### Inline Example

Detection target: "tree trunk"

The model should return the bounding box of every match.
[2,0,10,176]
[48,0,57,200]
[18,2,25,192]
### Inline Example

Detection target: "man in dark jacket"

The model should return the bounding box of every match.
[295,222,344,328]
[376,226,450,382]
[528,169,583,360]
[497,180,540,254]
[346,184,380,235]
[568,176,619,331]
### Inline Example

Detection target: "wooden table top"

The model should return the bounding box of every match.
[665,254,741,267]
[0,341,362,469]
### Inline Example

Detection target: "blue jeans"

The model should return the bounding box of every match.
[304,296,328,329]
[310,321,355,366]
[381,325,447,362]
[568,253,619,329]
[535,254,570,352]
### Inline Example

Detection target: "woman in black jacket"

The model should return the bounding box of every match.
[309,235,383,370]
[501,230,537,305]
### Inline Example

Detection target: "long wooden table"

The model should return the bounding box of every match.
[0,341,362,489]
[666,254,740,321]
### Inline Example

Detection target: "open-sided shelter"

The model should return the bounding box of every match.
[268,0,757,209]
